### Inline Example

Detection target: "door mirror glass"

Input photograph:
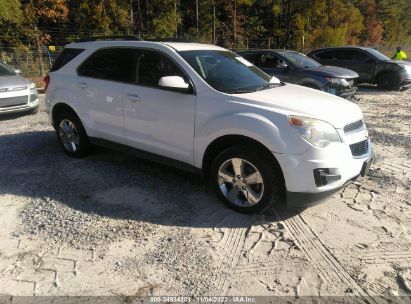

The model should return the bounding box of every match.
[269,76,281,84]
[158,76,190,91]
[276,62,288,69]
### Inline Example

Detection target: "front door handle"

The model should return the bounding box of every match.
[126,93,140,102]
[77,82,88,89]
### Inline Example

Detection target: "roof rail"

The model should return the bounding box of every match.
[76,35,143,42]
[146,38,193,43]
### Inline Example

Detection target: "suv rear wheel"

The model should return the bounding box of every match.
[210,146,283,214]
[54,111,91,157]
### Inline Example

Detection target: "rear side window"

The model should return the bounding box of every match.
[241,53,260,65]
[315,50,353,61]
[315,50,337,60]
[51,48,84,72]
[77,48,138,83]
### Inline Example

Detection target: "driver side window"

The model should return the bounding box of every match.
[137,51,186,87]
[260,54,286,69]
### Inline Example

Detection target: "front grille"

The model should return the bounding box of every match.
[344,120,364,133]
[0,86,27,93]
[350,140,369,157]
[0,96,28,108]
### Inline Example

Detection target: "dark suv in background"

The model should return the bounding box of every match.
[308,47,411,90]
[238,50,358,99]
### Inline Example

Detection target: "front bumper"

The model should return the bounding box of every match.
[324,84,357,99]
[400,77,411,90]
[0,89,39,115]
[0,99,39,114]
[274,135,372,209]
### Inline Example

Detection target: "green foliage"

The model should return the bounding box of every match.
[0,0,22,24]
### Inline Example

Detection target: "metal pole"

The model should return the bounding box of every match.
[196,0,199,41]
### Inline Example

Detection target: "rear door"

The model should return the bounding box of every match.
[76,48,138,144]
[122,49,196,164]
[310,50,339,66]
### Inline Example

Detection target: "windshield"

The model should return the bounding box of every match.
[0,61,16,76]
[365,48,390,61]
[179,50,272,93]
[279,52,321,69]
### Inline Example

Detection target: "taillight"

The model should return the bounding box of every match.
[43,75,50,91]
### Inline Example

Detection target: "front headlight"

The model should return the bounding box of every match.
[403,65,411,75]
[289,115,341,148]
[29,82,36,89]
[326,77,349,87]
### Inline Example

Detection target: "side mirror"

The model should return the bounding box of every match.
[158,76,191,92]
[269,76,281,84]
[365,57,374,63]
[276,62,288,69]
[14,69,21,74]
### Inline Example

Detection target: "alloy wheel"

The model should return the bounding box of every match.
[217,158,264,207]
[59,119,80,153]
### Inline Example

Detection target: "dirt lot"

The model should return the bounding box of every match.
[0,87,410,299]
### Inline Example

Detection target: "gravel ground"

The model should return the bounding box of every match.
[0,87,410,299]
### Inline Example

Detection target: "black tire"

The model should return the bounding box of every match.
[210,145,284,214]
[30,107,39,115]
[54,111,91,158]
[376,73,400,90]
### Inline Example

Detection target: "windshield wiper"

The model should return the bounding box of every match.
[227,89,255,94]
[255,82,282,91]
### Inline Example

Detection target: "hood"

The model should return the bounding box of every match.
[303,65,359,79]
[231,83,363,129]
[383,59,411,66]
[0,75,29,90]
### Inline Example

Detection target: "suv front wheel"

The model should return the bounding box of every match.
[54,111,91,157]
[210,146,283,214]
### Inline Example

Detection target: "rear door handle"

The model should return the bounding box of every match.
[77,82,88,89]
[126,93,140,102]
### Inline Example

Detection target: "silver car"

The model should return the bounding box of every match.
[0,61,39,115]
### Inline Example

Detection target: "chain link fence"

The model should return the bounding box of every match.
[1,33,409,81]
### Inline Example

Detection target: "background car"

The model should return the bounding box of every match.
[307,47,411,90]
[0,61,39,115]
[238,49,359,99]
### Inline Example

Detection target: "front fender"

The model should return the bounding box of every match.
[194,112,307,167]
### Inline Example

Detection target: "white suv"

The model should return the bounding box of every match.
[45,38,372,213]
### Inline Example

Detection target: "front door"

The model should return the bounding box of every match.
[123,50,196,164]
[258,53,292,82]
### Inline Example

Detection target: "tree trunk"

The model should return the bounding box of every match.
[233,0,237,49]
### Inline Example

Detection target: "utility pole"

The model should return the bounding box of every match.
[196,0,199,41]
